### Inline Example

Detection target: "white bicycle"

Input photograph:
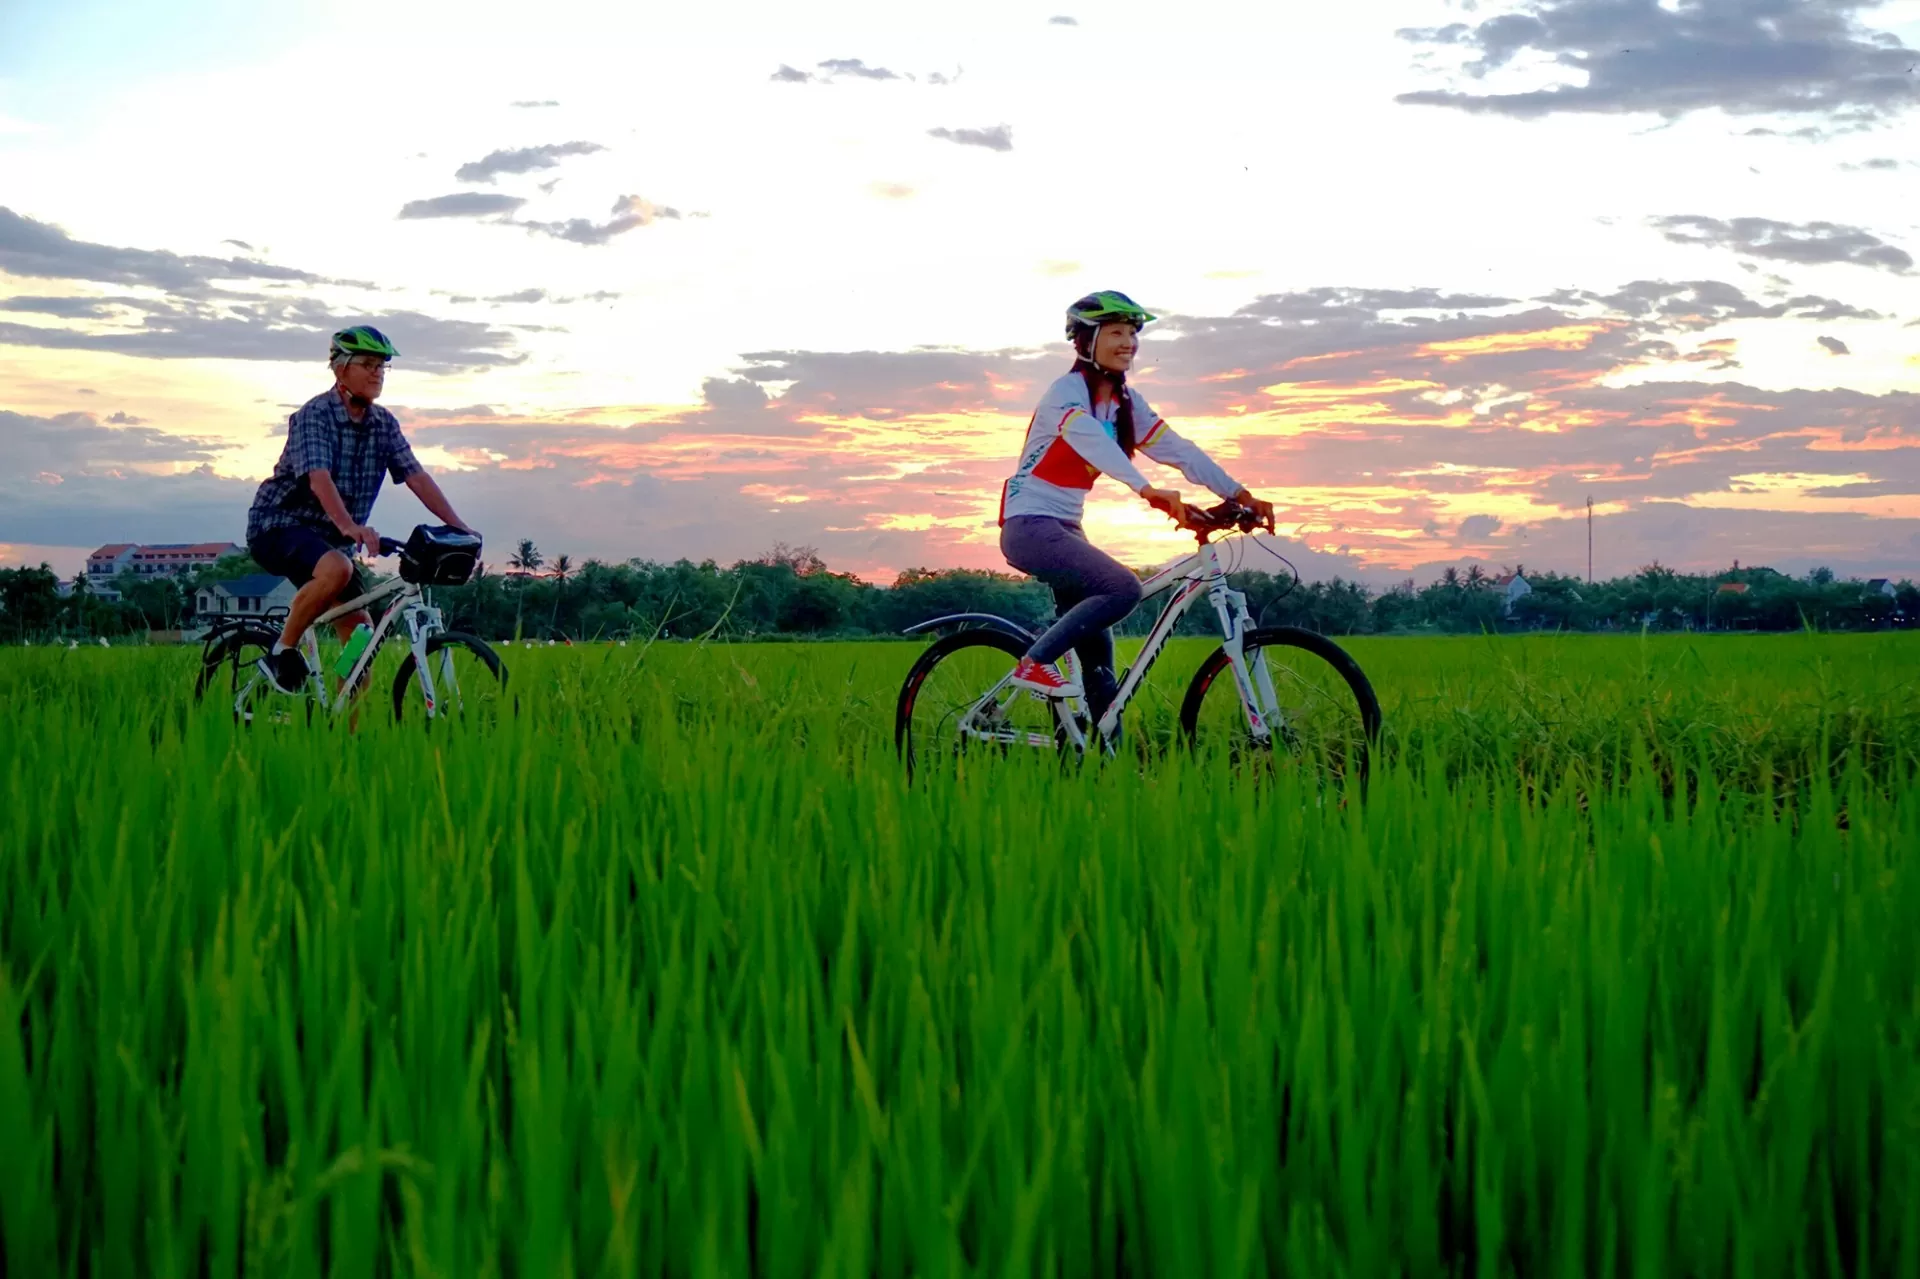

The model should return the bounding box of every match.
[194,526,510,726]
[894,501,1381,781]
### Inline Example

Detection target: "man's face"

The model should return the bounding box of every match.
[338,353,388,401]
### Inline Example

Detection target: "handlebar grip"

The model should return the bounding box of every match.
[378,537,404,556]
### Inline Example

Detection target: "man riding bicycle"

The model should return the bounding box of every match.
[998,290,1276,720]
[245,325,477,694]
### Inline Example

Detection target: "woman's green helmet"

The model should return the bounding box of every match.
[329,324,399,362]
[1065,290,1156,341]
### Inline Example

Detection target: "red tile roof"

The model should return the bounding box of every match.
[131,542,240,559]
[89,544,136,558]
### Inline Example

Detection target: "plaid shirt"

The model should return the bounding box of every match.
[246,389,424,543]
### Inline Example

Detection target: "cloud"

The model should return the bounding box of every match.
[486,288,548,304]
[453,141,606,183]
[1649,215,1913,273]
[927,124,1014,152]
[0,206,325,294]
[221,239,255,251]
[1841,157,1905,171]
[870,182,915,200]
[816,57,899,81]
[0,409,254,545]
[1818,334,1851,355]
[1049,15,1079,25]
[773,58,956,85]
[0,295,128,318]
[11,273,1919,581]
[516,194,682,246]
[0,297,521,373]
[104,411,147,425]
[511,99,559,108]
[397,192,529,220]
[1396,0,1920,121]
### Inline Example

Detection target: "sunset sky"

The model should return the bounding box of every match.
[4,0,1918,585]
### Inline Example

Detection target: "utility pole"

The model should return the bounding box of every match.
[1586,495,1594,584]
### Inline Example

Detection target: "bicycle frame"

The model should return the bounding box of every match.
[237,571,461,721]
[959,534,1285,758]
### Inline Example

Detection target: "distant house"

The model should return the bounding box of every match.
[1494,573,1532,617]
[1716,582,1750,596]
[195,574,296,620]
[87,544,138,578]
[1867,578,1898,599]
[127,542,242,577]
[86,540,241,601]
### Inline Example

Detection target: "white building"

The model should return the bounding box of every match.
[86,541,242,600]
[194,574,297,621]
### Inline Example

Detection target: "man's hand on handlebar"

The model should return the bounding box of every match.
[1141,486,1189,528]
[341,523,383,558]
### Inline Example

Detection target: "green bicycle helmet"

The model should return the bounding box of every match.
[329,324,399,362]
[1064,290,1156,342]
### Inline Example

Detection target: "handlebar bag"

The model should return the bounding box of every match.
[399,524,484,586]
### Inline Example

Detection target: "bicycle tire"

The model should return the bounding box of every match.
[896,628,1069,778]
[1178,626,1381,785]
[192,623,317,724]
[391,631,512,724]
[193,624,278,702]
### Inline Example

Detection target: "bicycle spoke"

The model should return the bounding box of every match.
[899,634,1070,774]
[1183,631,1377,784]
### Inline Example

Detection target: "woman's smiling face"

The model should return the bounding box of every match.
[1092,321,1138,372]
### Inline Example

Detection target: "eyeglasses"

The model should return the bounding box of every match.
[344,355,389,372]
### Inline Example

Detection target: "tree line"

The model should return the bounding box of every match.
[0,540,1912,644]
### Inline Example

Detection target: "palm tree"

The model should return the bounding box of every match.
[509,540,542,639]
[549,553,572,634]
[1441,567,1461,591]
[509,539,543,576]
[1465,564,1488,589]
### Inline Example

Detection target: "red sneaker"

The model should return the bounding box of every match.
[1009,656,1082,698]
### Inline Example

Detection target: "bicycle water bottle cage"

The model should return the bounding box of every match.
[399,524,484,586]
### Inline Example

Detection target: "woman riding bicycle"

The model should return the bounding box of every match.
[999,290,1276,719]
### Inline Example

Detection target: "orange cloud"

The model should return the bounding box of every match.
[1419,322,1612,362]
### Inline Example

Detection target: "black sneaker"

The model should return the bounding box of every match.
[256,648,311,696]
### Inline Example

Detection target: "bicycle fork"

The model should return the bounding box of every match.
[1209,582,1283,744]
[403,604,456,718]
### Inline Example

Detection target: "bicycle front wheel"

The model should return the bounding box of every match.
[391,632,513,726]
[1179,626,1380,784]
[895,629,1074,778]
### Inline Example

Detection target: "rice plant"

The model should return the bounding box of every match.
[1,634,1916,1276]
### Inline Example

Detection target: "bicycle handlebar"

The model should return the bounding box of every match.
[1181,500,1266,536]
[377,536,405,557]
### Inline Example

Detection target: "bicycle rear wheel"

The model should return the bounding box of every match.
[1179,626,1380,785]
[194,624,310,725]
[895,630,1075,778]
[391,632,512,725]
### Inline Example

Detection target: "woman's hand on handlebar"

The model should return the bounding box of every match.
[1233,489,1277,533]
[1141,486,1189,528]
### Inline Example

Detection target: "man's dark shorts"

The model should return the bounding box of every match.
[249,525,370,599]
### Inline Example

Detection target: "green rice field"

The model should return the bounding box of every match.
[2,633,1918,1276]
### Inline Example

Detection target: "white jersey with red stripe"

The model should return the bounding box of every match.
[999,371,1244,524]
